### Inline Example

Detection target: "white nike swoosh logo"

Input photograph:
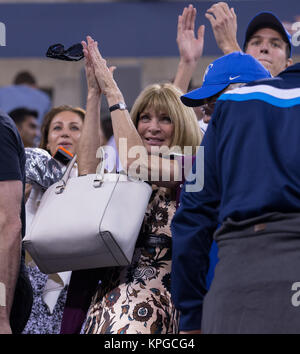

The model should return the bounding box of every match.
[229,75,240,80]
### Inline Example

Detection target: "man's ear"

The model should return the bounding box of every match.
[286,58,293,68]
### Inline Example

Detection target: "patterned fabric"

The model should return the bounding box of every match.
[22,265,68,334]
[25,148,63,189]
[83,186,178,334]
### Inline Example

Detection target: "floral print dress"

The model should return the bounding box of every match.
[83,185,178,334]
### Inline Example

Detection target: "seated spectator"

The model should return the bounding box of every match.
[9,107,39,147]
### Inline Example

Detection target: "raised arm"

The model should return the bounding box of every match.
[77,39,102,175]
[86,36,180,188]
[77,39,117,175]
[0,180,22,334]
[205,2,241,55]
[174,4,205,93]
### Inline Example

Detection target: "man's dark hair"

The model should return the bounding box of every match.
[9,107,38,126]
[13,71,37,86]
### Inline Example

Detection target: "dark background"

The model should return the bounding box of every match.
[0,0,299,58]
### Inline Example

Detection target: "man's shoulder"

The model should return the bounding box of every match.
[279,63,300,76]
[0,85,15,94]
[217,76,300,109]
[247,63,300,90]
[0,84,50,103]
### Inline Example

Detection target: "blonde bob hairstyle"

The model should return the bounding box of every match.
[130,83,202,155]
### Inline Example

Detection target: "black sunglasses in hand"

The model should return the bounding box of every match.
[46,43,84,61]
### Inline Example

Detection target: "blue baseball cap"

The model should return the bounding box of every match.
[243,12,292,58]
[181,51,271,107]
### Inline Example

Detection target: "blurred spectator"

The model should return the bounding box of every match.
[100,114,113,146]
[99,114,123,173]
[9,108,39,147]
[0,71,51,125]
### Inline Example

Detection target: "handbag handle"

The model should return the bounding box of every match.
[55,154,77,194]
[93,147,105,187]
[55,147,106,194]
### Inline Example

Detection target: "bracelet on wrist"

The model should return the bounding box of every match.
[109,102,127,112]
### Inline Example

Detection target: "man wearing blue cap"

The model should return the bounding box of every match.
[181,51,271,123]
[181,51,271,106]
[179,51,271,291]
[171,51,300,333]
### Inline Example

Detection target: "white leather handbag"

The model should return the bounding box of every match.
[23,150,152,274]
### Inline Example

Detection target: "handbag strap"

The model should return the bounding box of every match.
[55,154,77,194]
[55,148,106,194]
[62,154,78,185]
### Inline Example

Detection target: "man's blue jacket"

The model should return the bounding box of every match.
[171,63,300,331]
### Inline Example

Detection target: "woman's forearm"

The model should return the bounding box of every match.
[173,59,198,94]
[77,92,102,175]
[107,94,180,187]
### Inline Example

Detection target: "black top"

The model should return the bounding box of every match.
[0,111,26,236]
[0,111,32,333]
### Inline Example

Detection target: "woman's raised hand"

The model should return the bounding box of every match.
[82,39,101,95]
[177,4,205,65]
[84,36,118,98]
